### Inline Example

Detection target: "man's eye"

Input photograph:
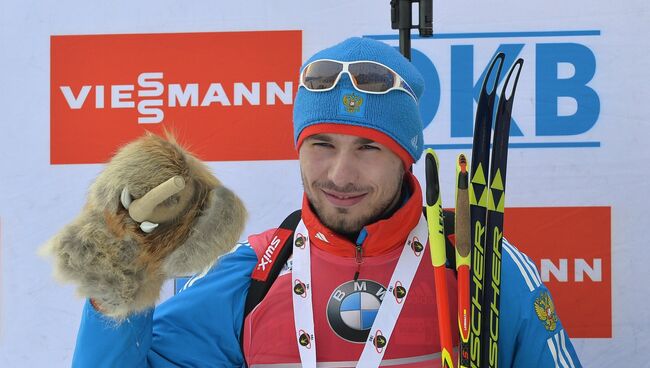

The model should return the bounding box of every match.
[313,142,334,148]
[360,144,380,151]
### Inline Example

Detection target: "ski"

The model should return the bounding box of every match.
[425,148,455,368]
[468,53,504,368]
[466,52,524,368]
[455,153,471,368]
[481,58,524,368]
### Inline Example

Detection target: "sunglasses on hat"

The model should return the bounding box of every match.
[299,59,418,103]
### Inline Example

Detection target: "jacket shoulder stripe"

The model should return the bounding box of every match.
[517,242,543,285]
[555,332,571,368]
[560,330,577,368]
[547,336,561,368]
[503,240,541,290]
[547,330,575,368]
[503,243,536,292]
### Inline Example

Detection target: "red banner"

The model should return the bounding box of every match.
[505,206,611,338]
[51,30,302,164]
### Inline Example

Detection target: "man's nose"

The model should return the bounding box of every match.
[327,150,359,189]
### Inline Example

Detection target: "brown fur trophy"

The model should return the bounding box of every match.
[40,132,247,320]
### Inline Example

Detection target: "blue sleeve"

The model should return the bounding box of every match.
[72,244,258,368]
[499,239,582,368]
[72,301,153,367]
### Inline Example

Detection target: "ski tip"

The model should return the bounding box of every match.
[425,150,440,206]
[484,53,506,95]
[458,154,467,173]
[456,154,469,190]
[503,58,525,101]
[425,149,439,173]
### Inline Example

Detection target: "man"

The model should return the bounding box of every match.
[72,37,581,367]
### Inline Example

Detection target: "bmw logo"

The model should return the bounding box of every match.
[327,279,386,343]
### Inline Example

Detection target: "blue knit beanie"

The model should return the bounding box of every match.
[293,37,425,164]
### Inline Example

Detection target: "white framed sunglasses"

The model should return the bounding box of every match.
[299,59,418,103]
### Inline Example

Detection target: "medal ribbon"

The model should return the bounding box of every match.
[291,215,429,367]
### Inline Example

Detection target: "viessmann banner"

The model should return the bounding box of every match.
[50,30,302,164]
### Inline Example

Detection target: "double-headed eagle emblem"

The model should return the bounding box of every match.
[343,93,363,113]
[534,291,558,331]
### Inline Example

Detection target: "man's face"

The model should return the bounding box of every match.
[299,133,405,236]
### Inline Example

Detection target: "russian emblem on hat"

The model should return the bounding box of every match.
[343,93,363,113]
[338,89,366,117]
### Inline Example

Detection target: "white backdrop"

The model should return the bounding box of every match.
[1,1,648,366]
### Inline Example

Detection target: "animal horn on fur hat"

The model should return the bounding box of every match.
[123,175,186,222]
[121,175,189,232]
[40,132,247,320]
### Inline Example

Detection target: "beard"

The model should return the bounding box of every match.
[302,173,404,237]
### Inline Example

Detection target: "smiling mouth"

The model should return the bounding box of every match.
[322,190,367,207]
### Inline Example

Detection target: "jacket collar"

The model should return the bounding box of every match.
[301,172,422,257]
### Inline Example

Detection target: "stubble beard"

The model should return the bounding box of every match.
[302,173,404,237]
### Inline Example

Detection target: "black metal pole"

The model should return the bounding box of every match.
[418,0,433,37]
[391,0,433,60]
[398,0,412,60]
[391,0,411,60]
